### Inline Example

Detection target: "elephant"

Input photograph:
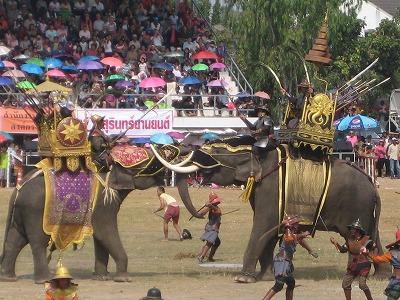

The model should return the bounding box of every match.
[150,137,386,283]
[0,148,202,284]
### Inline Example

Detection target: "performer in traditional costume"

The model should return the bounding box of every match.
[44,264,79,300]
[281,80,314,113]
[330,218,374,300]
[197,192,222,263]
[239,105,274,155]
[263,215,318,300]
[88,114,111,172]
[369,228,400,300]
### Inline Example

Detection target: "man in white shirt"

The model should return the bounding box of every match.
[79,24,91,40]
[93,13,104,32]
[154,186,183,241]
[387,138,400,179]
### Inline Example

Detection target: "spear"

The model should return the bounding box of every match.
[338,58,379,92]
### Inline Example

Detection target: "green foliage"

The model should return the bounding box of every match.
[195,0,212,22]
[211,0,222,25]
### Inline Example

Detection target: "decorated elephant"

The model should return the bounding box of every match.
[151,136,386,283]
[0,145,202,283]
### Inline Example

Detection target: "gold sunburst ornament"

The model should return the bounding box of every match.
[56,117,86,147]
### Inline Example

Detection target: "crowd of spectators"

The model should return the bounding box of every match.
[0,0,250,115]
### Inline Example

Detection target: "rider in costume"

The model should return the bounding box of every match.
[330,218,374,300]
[369,228,400,300]
[197,192,222,263]
[239,105,274,162]
[44,264,78,300]
[263,215,318,300]
[88,114,111,172]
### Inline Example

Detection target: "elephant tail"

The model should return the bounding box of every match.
[0,189,18,264]
[373,190,381,245]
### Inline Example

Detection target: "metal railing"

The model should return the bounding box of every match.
[191,0,254,94]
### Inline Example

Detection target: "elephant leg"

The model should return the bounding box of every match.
[92,237,110,281]
[0,227,28,281]
[30,242,50,284]
[257,236,279,281]
[235,213,277,283]
[94,220,130,282]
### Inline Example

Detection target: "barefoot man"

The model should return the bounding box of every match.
[154,186,183,241]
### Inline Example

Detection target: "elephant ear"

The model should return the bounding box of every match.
[234,157,261,182]
[107,164,138,190]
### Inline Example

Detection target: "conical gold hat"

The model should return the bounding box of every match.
[51,265,73,280]
[90,114,105,123]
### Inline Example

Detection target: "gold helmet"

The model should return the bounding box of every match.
[51,264,73,281]
[90,114,105,124]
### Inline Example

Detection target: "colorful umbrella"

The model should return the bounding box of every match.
[2,60,16,69]
[78,55,99,63]
[150,133,174,145]
[61,65,78,73]
[13,54,30,61]
[53,53,73,60]
[164,51,184,58]
[0,76,13,86]
[0,46,11,56]
[100,57,123,67]
[207,79,225,87]
[26,58,45,67]
[334,114,378,131]
[105,74,125,82]
[44,58,63,69]
[0,61,4,68]
[179,76,201,85]
[139,77,166,89]
[191,50,218,60]
[201,132,220,141]
[0,131,13,141]
[132,137,150,144]
[192,63,209,71]
[254,91,270,99]
[154,62,174,71]
[167,131,185,140]
[0,135,6,143]
[235,92,251,98]
[210,62,226,70]
[3,70,25,78]
[144,100,156,109]
[16,80,36,89]
[77,61,103,71]
[21,64,44,75]
[30,80,71,93]
[115,80,134,89]
[46,69,66,78]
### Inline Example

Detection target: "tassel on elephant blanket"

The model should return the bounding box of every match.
[239,176,255,202]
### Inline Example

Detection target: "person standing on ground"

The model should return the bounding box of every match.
[374,140,387,177]
[154,186,183,241]
[330,219,374,300]
[197,192,222,263]
[387,138,400,179]
[262,215,318,300]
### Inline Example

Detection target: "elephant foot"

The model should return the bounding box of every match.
[0,274,17,282]
[257,271,274,281]
[113,273,131,283]
[92,273,111,281]
[234,272,257,283]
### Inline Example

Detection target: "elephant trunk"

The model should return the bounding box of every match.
[176,173,203,219]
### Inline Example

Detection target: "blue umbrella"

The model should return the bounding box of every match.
[78,55,99,64]
[201,132,220,141]
[115,80,135,89]
[179,76,202,85]
[0,76,13,86]
[61,65,78,73]
[132,137,150,144]
[235,91,251,98]
[44,58,63,69]
[21,63,44,75]
[77,61,103,71]
[0,131,13,141]
[154,62,174,71]
[334,114,378,131]
[150,133,174,145]
[0,61,4,69]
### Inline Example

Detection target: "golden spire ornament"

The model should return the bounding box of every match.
[305,15,332,67]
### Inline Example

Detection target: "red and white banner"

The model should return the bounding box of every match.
[75,108,174,137]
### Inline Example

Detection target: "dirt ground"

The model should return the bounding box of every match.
[0,178,398,300]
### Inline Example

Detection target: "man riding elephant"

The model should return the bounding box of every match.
[89,114,112,172]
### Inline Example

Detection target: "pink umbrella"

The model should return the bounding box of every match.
[167,131,185,140]
[210,62,226,70]
[254,91,270,99]
[3,70,25,78]
[2,60,16,69]
[207,79,225,87]
[101,57,123,68]
[46,69,66,78]
[139,77,166,89]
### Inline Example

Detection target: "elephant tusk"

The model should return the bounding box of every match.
[150,145,200,173]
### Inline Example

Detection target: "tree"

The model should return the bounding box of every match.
[211,0,222,25]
